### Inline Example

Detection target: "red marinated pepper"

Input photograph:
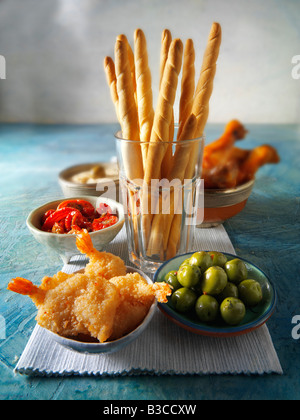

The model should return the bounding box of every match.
[41,209,56,224]
[41,200,118,234]
[57,199,95,218]
[41,207,75,232]
[64,209,85,231]
[52,220,66,234]
[92,214,118,231]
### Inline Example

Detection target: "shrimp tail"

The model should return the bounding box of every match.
[76,229,95,257]
[8,277,38,295]
[151,282,172,303]
[8,277,46,304]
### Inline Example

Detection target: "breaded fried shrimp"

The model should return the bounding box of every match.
[76,229,126,279]
[8,274,91,337]
[8,231,172,343]
[73,277,119,343]
[109,273,171,340]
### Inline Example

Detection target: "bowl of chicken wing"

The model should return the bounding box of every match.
[7,230,172,354]
[201,120,280,227]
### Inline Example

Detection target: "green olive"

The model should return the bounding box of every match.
[220,297,246,325]
[191,281,203,296]
[177,264,201,288]
[164,270,181,292]
[171,287,197,313]
[224,258,248,284]
[208,251,227,267]
[179,258,191,269]
[216,282,239,302]
[195,294,219,323]
[238,279,263,307]
[201,266,228,295]
[189,251,213,272]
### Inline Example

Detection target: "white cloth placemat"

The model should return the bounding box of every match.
[15,225,283,376]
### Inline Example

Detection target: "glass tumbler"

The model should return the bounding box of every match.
[115,131,204,273]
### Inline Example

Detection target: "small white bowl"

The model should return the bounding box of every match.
[58,162,120,200]
[43,266,156,354]
[26,196,124,264]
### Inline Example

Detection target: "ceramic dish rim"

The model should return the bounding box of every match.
[204,179,255,196]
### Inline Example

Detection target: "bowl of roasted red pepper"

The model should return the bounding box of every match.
[26,196,124,264]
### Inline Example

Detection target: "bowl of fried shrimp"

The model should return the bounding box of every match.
[26,196,124,264]
[43,266,159,354]
[7,230,172,354]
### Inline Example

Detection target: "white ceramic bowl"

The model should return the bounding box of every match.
[26,196,124,264]
[58,162,120,200]
[43,266,156,354]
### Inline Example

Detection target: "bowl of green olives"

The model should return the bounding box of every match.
[153,251,277,337]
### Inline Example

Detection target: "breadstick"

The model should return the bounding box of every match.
[146,116,196,259]
[159,29,174,179]
[177,39,195,139]
[166,213,182,260]
[117,34,137,106]
[142,38,182,253]
[115,38,143,180]
[144,38,183,184]
[146,207,165,258]
[159,29,172,87]
[159,114,197,254]
[161,115,174,179]
[103,56,119,122]
[168,23,222,258]
[184,22,221,181]
[192,22,222,138]
[115,36,142,254]
[168,113,197,181]
[134,28,154,170]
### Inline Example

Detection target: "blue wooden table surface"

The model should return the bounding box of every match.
[0,123,299,400]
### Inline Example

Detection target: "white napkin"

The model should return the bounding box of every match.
[15,226,283,376]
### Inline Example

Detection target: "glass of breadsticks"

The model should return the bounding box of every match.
[104,24,222,272]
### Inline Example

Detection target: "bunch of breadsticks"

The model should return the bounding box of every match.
[104,23,222,260]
